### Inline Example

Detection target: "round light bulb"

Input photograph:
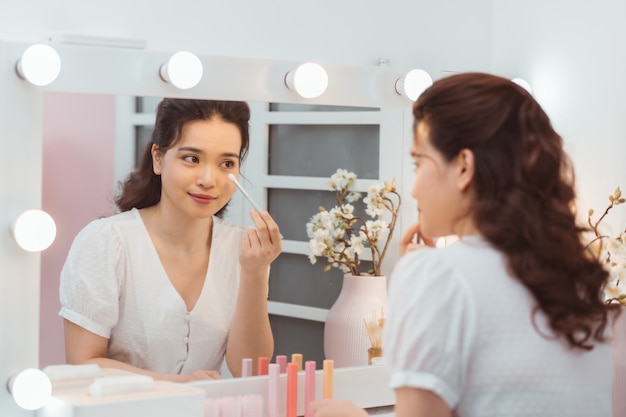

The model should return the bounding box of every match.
[8,368,52,410]
[511,77,532,94]
[286,62,329,99]
[160,51,203,90]
[396,69,432,101]
[11,209,57,252]
[16,44,61,86]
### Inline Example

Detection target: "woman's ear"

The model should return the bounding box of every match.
[151,144,162,175]
[456,149,475,191]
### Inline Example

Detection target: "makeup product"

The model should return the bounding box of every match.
[286,362,298,417]
[204,397,221,417]
[291,353,303,372]
[228,173,283,238]
[228,173,264,213]
[241,358,253,377]
[267,363,280,417]
[43,363,101,381]
[89,375,154,396]
[323,359,334,399]
[304,361,316,417]
[275,355,288,373]
[257,356,269,376]
[240,395,263,417]
[219,396,239,417]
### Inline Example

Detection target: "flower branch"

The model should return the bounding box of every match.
[586,187,626,305]
[307,169,401,277]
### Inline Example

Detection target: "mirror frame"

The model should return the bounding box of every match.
[0,38,413,413]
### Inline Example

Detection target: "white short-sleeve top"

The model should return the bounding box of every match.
[385,235,613,417]
[59,208,244,375]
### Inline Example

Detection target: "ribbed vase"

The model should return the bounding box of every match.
[323,274,388,367]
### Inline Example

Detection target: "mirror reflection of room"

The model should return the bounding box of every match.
[40,93,401,376]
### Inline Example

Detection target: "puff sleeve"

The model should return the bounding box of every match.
[59,218,126,339]
[384,248,477,409]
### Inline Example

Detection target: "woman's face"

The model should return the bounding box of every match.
[152,117,241,220]
[410,121,475,238]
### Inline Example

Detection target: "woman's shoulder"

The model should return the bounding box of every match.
[72,209,143,245]
[392,235,499,291]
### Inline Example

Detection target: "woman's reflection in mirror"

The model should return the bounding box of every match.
[59,99,282,382]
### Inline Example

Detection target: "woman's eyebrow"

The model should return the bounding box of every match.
[177,147,239,159]
[177,146,203,154]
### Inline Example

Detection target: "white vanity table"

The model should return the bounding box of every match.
[35,365,394,417]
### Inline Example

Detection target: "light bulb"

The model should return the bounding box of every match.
[159,51,203,90]
[395,69,432,101]
[285,62,329,99]
[511,77,533,94]
[11,209,57,252]
[7,368,52,410]
[16,44,61,86]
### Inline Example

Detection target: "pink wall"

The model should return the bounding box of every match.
[40,92,117,367]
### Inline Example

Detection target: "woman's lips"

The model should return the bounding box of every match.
[189,193,215,205]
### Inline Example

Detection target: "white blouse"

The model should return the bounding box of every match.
[384,235,613,417]
[59,208,244,375]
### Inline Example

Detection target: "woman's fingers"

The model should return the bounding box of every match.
[248,210,282,244]
[240,210,282,270]
[308,399,368,417]
[400,223,421,255]
[400,222,435,255]
[189,370,222,381]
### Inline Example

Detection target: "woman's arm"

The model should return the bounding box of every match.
[394,387,451,417]
[309,388,451,417]
[64,320,220,382]
[225,210,282,376]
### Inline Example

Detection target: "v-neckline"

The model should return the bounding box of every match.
[133,208,213,313]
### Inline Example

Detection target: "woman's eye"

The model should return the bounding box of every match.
[183,155,199,163]
[222,160,236,168]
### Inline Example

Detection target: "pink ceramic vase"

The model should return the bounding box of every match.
[323,274,388,367]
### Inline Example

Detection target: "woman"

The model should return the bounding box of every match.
[311,73,619,416]
[59,99,281,382]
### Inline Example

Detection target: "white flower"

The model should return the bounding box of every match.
[588,187,626,305]
[365,185,386,217]
[306,169,401,276]
[346,191,362,203]
[329,169,357,192]
[365,220,389,242]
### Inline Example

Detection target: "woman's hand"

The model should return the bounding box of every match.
[400,222,435,256]
[308,400,369,417]
[239,210,282,276]
[186,370,222,381]
[226,209,279,376]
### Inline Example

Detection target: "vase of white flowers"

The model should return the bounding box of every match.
[587,186,626,305]
[306,169,400,366]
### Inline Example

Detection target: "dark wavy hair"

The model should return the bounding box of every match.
[413,72,618,350]
[115,98,250,218]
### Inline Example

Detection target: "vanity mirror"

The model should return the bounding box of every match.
[1,38,417,414]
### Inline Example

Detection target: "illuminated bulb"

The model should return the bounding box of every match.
[511,78,532,94]
[395,69,432,101]
[15,44,61,86]
[11,209,57,252]
[7,368,52,410]
[285,62,329,99]
[159,51,203,89]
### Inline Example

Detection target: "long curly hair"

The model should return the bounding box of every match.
[413,72,618,350]
[115,98,250,218]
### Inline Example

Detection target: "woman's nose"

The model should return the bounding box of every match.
[197,165,216,187]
